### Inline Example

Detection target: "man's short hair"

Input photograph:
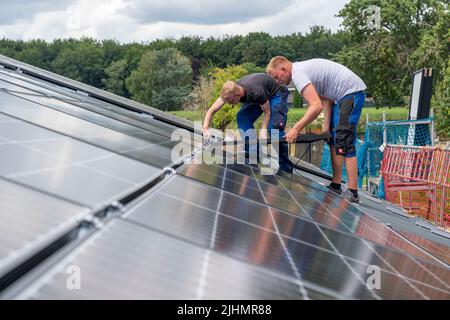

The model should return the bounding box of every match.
[266,56,291,73]
[220,80,240,102]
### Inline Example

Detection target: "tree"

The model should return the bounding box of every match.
[51,38,105,88]
[335,0,448,107]
[103,58,129,97]
[101,39,125,68]
[410,3,449,137]
[176,36,205,80]
[202,35,243,67]
[0,38,26,60]
[101,43,147,98]
[432,61,450,137]
[410,2,449,83]
[14,39,52,70]
[147,38,177,51]
[301,27,347,60]
[229,32,276,67]
[126,48,193,111]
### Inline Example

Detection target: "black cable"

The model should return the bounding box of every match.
[290,143,309,179]
[297,143,311,162]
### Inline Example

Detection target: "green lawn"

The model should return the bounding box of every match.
[290,107,408,122]
[170,107,410,133]
[169,110,205,122]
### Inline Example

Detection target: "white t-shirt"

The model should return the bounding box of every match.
[292,58,366,102]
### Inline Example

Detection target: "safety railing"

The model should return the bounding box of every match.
[381,145,450,230]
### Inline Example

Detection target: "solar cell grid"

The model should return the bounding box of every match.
[179,163,447,266]
[0,55,448,300]
[0,92,188,168]
[0,178,89,279]
[0,114,162,207]
[0,70,179,137]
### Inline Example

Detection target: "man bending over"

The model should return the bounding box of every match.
[203,73,293,173]
[267,56,366,203]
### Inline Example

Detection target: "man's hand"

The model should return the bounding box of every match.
[202,128,211,142]
[259,129,268,140]
[260,101,271,141]
[285,127,300,143]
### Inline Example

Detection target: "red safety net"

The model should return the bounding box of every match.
[381,145,450,230]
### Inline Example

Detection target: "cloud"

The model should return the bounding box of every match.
[119,0,348,41]
[14,0,127,40]
[0,0,75,25]
[122,0,295,25]
[0,0,350,42]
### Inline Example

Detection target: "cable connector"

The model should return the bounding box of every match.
[163,166,176,175]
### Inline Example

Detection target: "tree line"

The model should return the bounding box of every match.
[0,0,448,136]
[0,25,344,104]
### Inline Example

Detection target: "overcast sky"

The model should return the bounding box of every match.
[0,0,350,43]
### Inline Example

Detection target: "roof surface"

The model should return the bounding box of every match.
[0,54,448,300]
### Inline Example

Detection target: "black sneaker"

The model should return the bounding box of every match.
[343,189,360,204]
[326,183,342,195]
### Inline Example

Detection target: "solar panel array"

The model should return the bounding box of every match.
[0,55,449,299]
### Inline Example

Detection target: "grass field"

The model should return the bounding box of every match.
[170,107,410,133]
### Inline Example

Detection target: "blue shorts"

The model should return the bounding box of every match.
[329,91,365,157]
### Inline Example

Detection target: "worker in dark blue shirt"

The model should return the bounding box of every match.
[203,73,293,174]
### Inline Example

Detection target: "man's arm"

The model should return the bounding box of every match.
[259,100,271,139]
[285,83,323,143]
[202,97,225,139]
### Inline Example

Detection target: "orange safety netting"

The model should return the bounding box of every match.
[381,145,450,230]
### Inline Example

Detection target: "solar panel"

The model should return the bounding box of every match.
[181,163,446,265]
[125,185,218,247]
[16,170,450,299]
[0,54,195,131]
[23,219,346,300]
[0,114,161,207]
[0,75,174,140]
[0,178,89,279]
[394,229,450,266]
[176,167,450,298]
[0,54,448,300]
[0,91,181,168]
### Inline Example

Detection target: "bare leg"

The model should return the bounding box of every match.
[321,99,332,133]
[345,156,358,190]
[330,146,343,184]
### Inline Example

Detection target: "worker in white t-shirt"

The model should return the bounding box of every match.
[266,56,367,204]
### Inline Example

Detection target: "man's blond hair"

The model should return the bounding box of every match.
[220,80,240,101]
[266,56,291,73]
